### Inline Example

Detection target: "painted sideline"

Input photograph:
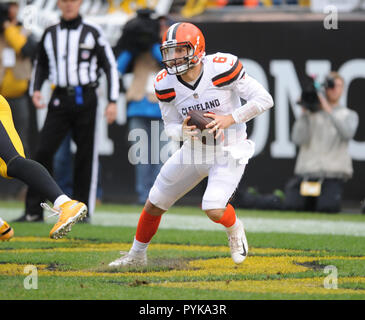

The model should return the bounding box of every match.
[2,208,365,236]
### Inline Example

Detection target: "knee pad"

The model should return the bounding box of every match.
[148,184,176,211]
[202,188,228,211]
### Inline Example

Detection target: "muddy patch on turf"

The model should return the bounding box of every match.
[2,238,365,296]
[294,260,323,271]
[95,257,192,274]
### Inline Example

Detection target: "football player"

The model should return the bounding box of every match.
[109,23,274,266]
[0,95,87,240]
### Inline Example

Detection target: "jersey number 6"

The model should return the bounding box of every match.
[213,56,227,63]
[156,70,168,82]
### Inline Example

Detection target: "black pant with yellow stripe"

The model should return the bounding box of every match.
[25,88,98,218]
[0,95,63,208]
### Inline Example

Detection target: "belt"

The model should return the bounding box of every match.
[54,83,97,96]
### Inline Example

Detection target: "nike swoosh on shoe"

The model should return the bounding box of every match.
[240,240,247,257]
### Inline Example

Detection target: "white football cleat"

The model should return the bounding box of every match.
[226,219,248,264]
[108,250,147,267]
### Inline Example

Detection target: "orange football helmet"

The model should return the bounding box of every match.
[160,22,205,75]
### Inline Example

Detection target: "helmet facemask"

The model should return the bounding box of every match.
[160,41,198,75]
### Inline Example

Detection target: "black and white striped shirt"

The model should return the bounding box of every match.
[30,15,119,102]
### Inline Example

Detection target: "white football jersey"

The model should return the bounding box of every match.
[154,52,273,159]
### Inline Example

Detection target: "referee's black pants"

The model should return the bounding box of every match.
[25,88,99,218]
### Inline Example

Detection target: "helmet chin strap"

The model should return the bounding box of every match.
[176,69,188,76]
[169,64,188,75]
[167,53,205,75]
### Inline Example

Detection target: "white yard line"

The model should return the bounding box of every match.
[92,212,365,236]
[2,208,365,237]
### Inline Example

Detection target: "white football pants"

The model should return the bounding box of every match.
[148,144,247,211]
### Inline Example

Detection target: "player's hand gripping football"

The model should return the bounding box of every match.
[182,116,199,141]
[204,113,236,139]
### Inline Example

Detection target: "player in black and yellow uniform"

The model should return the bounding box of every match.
[0,95,88,240]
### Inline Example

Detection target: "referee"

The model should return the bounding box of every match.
[21,0,119,221]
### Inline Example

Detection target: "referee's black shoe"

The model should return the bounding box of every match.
[13,213,44,222]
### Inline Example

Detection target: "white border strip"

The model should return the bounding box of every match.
[2,209,365,237]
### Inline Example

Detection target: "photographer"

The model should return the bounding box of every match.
[0,0,37,157]
[284,72,359,213]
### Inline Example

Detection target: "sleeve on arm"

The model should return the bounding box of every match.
[95,29,120,102]
[4,26,38,59]
[4,25,26,54]
[231,74,274,123]
[117,50,133,75]
[21,34,38,59]
[151,43,162,63]
[159,101,184,141]
[328,109,359,140]
[29,32,49,96]
[291,114,311,145]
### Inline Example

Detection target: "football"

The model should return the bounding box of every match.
[187,110,212,131]
[187,110,216,145]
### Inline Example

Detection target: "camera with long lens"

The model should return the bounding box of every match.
[298,75,321,112]
[298,75,335,113]
[323,76,335,89]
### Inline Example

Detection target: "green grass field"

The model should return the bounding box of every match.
[1,200,365,300]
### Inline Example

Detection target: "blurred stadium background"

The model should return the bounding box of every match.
[1,0,364,212]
